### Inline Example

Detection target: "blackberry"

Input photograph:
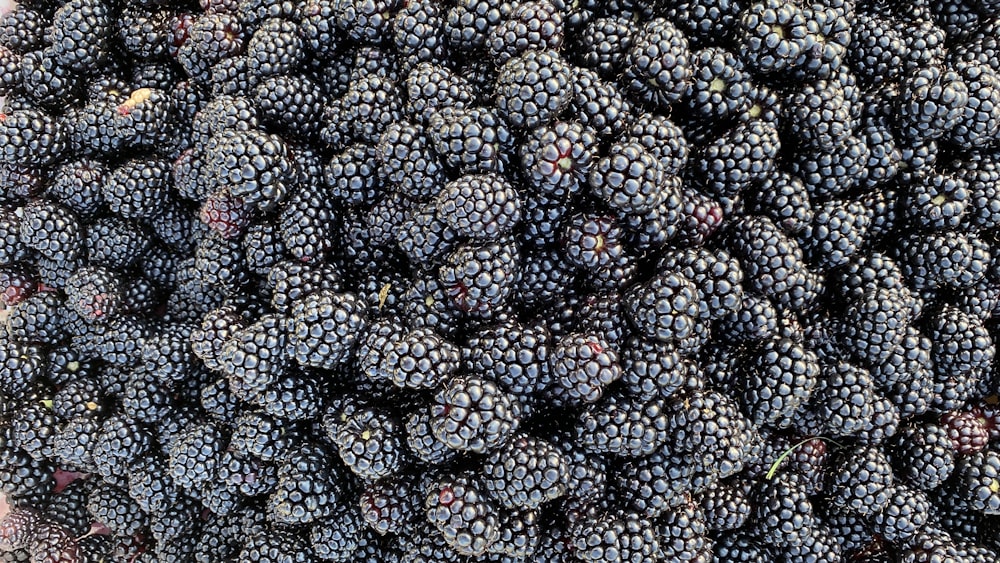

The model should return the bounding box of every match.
[323,143,382,207]
[102,157,172,220]
[203,129,295,212]
[220,313,290,400]
[47,159,106,221]
[897,65,970,142]
[393,0,448,69]
[626,113,689,178]
[623,270,700,343]
[784,79,854,151]
[377,120,445,202]
[444,0,516,53]
[951,450,1000,514]
[574,392,669,458]
[308,506,364,562]
[736,337,821,428]
[547,332,622,407]
[437,237,519,315]
[268,442,343,525]
[253,74,325,140]
[405,410,459,466]
[752,474,815,547]
[519,120,597,199]
[344,74,404,144]
[559,212,624,275]
[682,46,753,125]
[229,411,296,462]
[189,307,245,373]
[430,376,521,454]
[698,479,752,532]
[940,411,990,455]
[827,445,894,516]
[427,105,514,174]
[950,60,1000,148]
[566,66,634,140]
[424,474,501,556]
[19,199,82,263]
[737,0,811,76]
[495,49,572,130]
[47,0,113,72]
[358,474,422,536]
[483,434,569,510]
[287,290,367,370]
[87,483,148,537]
[569,511,660,563]
[403,62,477,124]
[19,49,82,109]
[904,171,970,231]
[463,320,551,407]
[623,18,691,110]
[588,141,666,215]
[168,422,225,493]
[724,216,820,311]
[239,531,315,563]
[335,407,405,481]
[571,16,634,79]
[488,0,564,64]
[746,171,813,235]
[689,118,781,201]
[92,414,152,488]
[870,484,932,543]
[175,14,244,83]
[666,390,752,480]
[435,173,521,240]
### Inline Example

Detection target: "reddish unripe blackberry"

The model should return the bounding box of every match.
[200,188,252,239]
[940,411,990,455]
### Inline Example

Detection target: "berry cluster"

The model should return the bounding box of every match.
[0,0,999,562]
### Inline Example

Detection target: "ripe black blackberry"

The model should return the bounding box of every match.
[430,376,521,454]
[746,172,813,235]
[167,422,225,493]
[783,79,855,152]
[571,16,634,79]
[870,484,932,543]
[323,143,382,207]
[569,511,661,563]
[588,141,665,215]
[287,290,367,370]
[925,305,995,401]
[658,247,744,323]
[495,49,572,130]
[951,449,1000,514]
[253,74,324,141]
[203,128,295,212]
[560,212,625,273]
[566,66,634,140]
[735,336,821,428]
[682,46,753,127]
[897,65,970,142]
[239,530,315,563]
[622,17,691,110]
[268,442,344,525]
[424,474,501,556]
[950,60,1000,149]
[689,118,781,201]
[437,237,519,316]
[464,320,551,408]
[377,120,445,202]
[483,434,569,510]
[574,392,669,458]
[218,311,289,398]
[836,288,910,368]
[334,407,404,481]
[444,0,516,53]
[428,105,514,175]
[403,62,477,124]
[91,413,152,489]
[623,269,700,344]
[826,445,894,517]
[245,18,304,79]
[435,173,521,240]
[488,0,564,64]
[345,74,404,144]
[805,361,878,437]
[725,215,820,311]
[393,0,448,70]
[519,120,597,199]
[546,332,621,407]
